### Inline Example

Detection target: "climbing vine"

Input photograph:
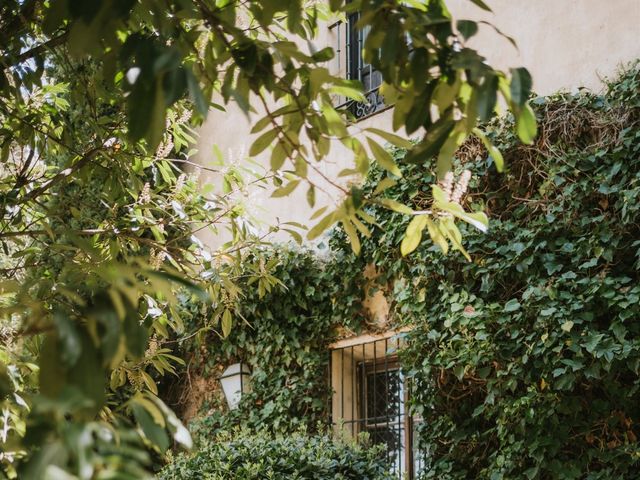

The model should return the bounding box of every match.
[167,248,366,441]
[174,65,640,479]
[329,65,640,479]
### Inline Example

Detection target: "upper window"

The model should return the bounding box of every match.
[330,14,386,120]
[346,12,383,94]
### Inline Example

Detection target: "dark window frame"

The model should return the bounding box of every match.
[330,14,387,120]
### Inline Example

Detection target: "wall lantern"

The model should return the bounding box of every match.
[219,362,251,410]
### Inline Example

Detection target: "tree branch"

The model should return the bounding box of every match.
[3,31,69,67]
[16,145,102,205]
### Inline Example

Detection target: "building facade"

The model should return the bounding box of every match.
[196,1,640,477]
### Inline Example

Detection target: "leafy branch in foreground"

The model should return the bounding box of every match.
[0,0,537,478]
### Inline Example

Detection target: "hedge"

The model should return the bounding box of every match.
[158,431,393,479]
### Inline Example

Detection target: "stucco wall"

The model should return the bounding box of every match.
[195,0,640,248]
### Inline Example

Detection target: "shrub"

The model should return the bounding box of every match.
[159,430,393,480]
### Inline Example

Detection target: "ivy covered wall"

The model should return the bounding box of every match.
[169,248,372,438]
[174,65,640,479]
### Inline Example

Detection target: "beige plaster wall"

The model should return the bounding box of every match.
[195,0,640,249]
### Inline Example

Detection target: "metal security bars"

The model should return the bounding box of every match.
[329,334,424,478]
[328,14,386,120]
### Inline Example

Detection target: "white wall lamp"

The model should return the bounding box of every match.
[219,362,251,410]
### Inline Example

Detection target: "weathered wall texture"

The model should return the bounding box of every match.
[195,0,640,248]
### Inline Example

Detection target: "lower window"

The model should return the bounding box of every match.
[329,333,423,478]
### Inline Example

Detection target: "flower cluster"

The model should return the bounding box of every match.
[438,169,472,204]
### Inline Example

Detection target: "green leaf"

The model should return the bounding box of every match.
[127,77,166,151]
[272,179,300,198]
[561,320,574,333]
[400,216,428,256]
[306,185,316,207]
[311,47,335,62]
[373,177,397,196]
[365,128,413,149]
[270,141,288,171]
[0,363,12,400]
[516,102,538,145]
[221,309,232,338]
[53,310,82,366]
[473,128,504,172]
[457,20,478,40]
[504,299,521,312]
[433,77,460,112]
[440,217,471,261]
[477,75,498,121]
[250,128,279,156]
[341,220,361,255]
[377,198,414,214]
[19,442,67,480]
[469,0,493,11]
[322,105,348,137]
[124,310,148,359]
[39,335,67,398]
[405,116,456,164]
[437,130,466,178]
[510,67,533,106]
[186,70,209,116]
[132,404,170,453]
[435,200,489,233]
[307,212,337,240]
[367,137,402,177]
[67,332,106,413]
[329,85,365,102]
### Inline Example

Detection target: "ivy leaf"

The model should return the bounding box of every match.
[561,320,574,333]
[504,299,521,312]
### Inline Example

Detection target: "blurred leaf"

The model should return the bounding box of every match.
[516,102,538,144]
[367,138,402,177]
[510,67,533,106]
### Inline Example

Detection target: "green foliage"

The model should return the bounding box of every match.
[181,66,640,479]
[0,0,536,477]
[159,430,393,480]
[1,0,534,259]
[328,65,640,478]
[0,29,269,480]
[177,248,354,439]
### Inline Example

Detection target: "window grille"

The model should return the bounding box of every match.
[329,334,424,478]
[329,14,386,120]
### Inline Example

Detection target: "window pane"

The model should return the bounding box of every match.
[365,369,403,422]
